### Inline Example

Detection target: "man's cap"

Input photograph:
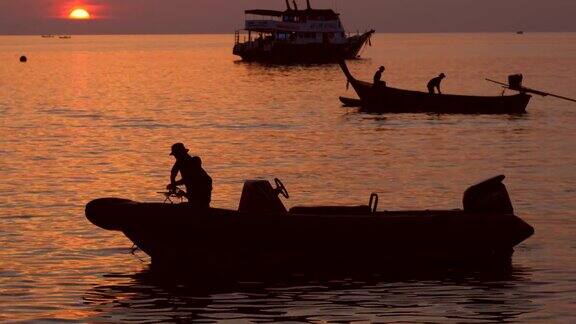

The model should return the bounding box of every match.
[379,66,385,70]
[170,143,189,156]
[440,73,446,77]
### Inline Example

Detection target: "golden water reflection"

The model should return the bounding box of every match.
[1,34,576,321]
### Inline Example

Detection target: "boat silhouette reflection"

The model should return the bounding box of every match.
[83,264,538,322]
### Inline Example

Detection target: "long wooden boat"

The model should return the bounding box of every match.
[86,176,533,270]
[339,61,531,114]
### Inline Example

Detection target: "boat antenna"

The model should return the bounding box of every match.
[285,0,291,10]
[306,0,312,10]
[292,0,299,11]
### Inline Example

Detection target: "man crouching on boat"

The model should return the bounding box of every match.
[167,143,213,208]
[373,66,386,88]
[427,73,446,94]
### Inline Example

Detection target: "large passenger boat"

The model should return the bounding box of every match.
[233,0,375,63]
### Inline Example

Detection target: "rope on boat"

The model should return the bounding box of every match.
[355,31,373,60]
[130,244,147,263]
[357,36,369,58]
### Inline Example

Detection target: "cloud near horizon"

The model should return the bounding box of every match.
[0,0,575,34]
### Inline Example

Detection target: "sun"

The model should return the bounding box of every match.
[69,8,91,19]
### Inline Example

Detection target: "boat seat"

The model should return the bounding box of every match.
[290,194,378,216]
[289,205,372,216]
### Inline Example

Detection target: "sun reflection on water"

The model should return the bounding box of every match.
[0,33,575,321]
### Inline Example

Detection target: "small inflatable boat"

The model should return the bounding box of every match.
[86,176,534,269]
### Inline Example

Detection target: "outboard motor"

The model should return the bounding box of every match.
[508,74,523,90]
[463,175,514,214]
[238,178,288,214]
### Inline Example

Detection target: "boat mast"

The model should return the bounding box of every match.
[292,0,299,11]
[306,0,312,10]
[285,0,291,10]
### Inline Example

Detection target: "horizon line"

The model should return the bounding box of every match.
[2,30,576,37]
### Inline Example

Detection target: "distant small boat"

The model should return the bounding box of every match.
[338,61,531,114]
[516,31,524,35]
[59,35,72,39]
[41,35,55,38]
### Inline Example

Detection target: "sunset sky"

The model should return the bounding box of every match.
[0,0,575,35]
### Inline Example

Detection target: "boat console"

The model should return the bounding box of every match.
[238,179,288,214]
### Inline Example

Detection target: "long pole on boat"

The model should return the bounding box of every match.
[486,78,576,103]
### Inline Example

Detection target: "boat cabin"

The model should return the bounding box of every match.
[235,1,348,47]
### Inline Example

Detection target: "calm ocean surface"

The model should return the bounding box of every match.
[1,33,575,322]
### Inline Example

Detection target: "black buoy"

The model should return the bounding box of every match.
[19,55,27,63]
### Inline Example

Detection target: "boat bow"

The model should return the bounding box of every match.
[338,60,356,84]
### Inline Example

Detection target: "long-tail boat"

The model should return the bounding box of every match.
[86,176,534,270]
[339,61,532,114]
[233,0,375,63]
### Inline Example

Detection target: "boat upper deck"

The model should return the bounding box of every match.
[242,6,343,33]
[245,8,339,20]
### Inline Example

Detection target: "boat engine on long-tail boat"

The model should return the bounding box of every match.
[508,74,524,91]
[486,74,576,103]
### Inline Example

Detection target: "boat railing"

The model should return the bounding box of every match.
[234,32,278,49]
[246,20,281,30]
[369,193,379,214]
[234,30,240,44]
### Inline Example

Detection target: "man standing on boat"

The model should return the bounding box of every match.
[167,143,213,208]
[427,73,446,94]
[373,66,386,88]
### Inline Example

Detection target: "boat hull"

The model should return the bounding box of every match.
[86,199,534,269]
[356,84,530,114]
[339,96,362,107]
[339,62,531,114]
[234,31,373,64]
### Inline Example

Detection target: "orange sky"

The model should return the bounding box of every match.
[0,0,575,34]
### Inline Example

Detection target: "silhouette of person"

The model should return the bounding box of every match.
[167,143,213,208]
[427,73,446,94]
[373,66,386,88]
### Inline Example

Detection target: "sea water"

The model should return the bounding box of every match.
[0,33,575,322]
